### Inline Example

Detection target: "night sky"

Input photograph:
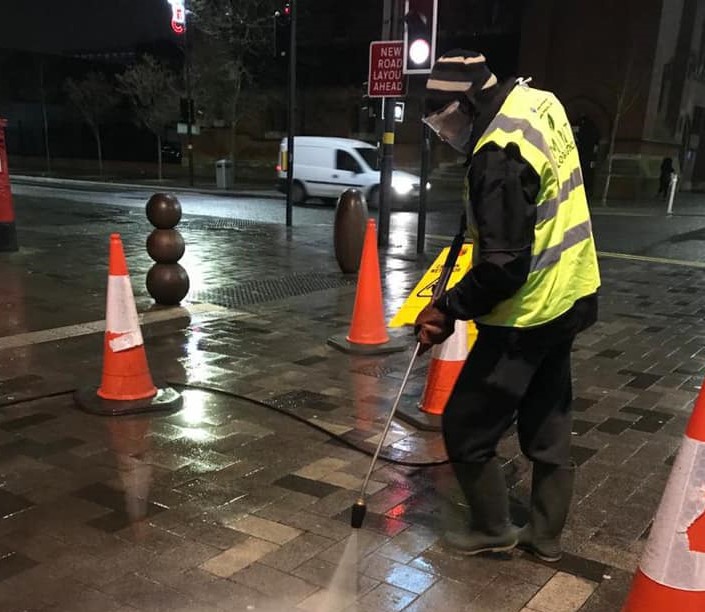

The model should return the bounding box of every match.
[0,0,175,54]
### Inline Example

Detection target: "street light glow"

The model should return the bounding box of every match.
[409,38,430,65]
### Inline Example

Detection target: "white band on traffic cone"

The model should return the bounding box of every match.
[432,319,469,361]
[106,275,144,353]
[640,435,705,591]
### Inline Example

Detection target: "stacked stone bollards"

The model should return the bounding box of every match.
[145,193,189,306]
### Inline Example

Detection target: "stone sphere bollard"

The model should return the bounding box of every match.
[146,193,182,229]
[145,193,189,305]
[146,229,185,263]
[334,189,369,274]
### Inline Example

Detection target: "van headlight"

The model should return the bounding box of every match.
[392,178,414,196]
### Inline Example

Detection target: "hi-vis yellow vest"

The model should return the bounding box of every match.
[469,83,601,328]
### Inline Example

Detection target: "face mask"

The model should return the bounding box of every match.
[423,100,474,155]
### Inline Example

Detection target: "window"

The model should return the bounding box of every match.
[336,150,362,173]
[355,147,380,171]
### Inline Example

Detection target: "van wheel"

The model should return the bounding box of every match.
[291,181,307,205]
[367,186,380,209]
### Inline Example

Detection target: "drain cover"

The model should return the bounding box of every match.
[190,273,355,308]
[182,218,272,231]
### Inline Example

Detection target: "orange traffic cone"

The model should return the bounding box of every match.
[99,234,156,401]
[328,219,405,355]
[397,319,475,431]
[75,234,181,416]
[420,319,468,415]
[622,383,705,610]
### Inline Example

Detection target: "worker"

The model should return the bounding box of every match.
[415,50,601,562]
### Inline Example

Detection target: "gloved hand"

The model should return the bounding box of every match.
[414,302,454,355]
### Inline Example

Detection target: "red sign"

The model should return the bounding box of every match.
[368,41,406,98]
[167,0,186,34]
[0,118,16,225]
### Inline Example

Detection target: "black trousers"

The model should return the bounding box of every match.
[442,326,575,467]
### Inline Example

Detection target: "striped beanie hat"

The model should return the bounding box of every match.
[425,50,498,113]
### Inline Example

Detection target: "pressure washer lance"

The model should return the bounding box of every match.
[351,217,467,529]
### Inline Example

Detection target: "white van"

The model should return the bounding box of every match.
[276,136,427,208]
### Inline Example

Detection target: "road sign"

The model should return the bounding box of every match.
[167,0,186,34]
[368,41,406,98]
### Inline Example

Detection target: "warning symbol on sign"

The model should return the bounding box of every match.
[416,280,438,298]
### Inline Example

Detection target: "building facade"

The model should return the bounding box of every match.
[520,0,705,198]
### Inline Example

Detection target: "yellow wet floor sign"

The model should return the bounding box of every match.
[390,243,478,348]
[390,242,477,334]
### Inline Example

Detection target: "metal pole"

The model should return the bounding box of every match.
[39,60,51,175]
[184,9,194,187]
[358,341,421,497]
[417,123,430,253]
[666,172,678,215]
[378,0,400,248]
[285,0,297,228]
[382,0,393,38]
[379,99,395,248]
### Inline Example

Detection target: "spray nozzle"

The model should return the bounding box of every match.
[350,499,367,529]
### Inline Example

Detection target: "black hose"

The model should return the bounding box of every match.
[168,382,449,468]
[0,383,449,468]
[0,389,75,409]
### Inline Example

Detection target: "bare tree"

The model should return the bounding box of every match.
[117,55,181,181]
[599,3,651,205]
[600,47,645,204]
[189,0,276,164]
[64,72,117,177]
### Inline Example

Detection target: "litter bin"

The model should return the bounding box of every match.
[215,159,234,189]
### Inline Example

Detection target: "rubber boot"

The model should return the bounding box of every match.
[444,458,518,555]
[518,462,575,562]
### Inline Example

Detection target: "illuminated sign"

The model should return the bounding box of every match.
[168,0,186,34]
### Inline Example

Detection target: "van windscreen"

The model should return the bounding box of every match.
[355,148,380,171]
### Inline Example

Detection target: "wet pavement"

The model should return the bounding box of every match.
[1,186,705,610]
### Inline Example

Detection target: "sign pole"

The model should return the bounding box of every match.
[377,0,403,248]
[285,0,297,227]
[368,38,405,247]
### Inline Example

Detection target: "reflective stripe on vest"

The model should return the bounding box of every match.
[485,115,551,162]
[531,219,592,272]
[537,167,584,224]
[471,84,601,328]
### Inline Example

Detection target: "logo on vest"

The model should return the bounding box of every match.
[549,120,576,168]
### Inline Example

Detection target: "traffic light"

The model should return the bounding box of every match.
[403,0,438,75]
[274,2,291,59]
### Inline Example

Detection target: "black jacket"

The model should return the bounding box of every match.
[437,78,597,342]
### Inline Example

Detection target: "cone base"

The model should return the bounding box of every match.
[395,397,442,432]
[622,569,705,611]
[97,384,157,402]
[327,333,407,355]
[75,386,182,416]
[0,222,18,252]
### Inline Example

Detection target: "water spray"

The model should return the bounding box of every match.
[351,216,467,529]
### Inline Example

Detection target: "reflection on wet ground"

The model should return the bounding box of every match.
[0,190,702,609]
